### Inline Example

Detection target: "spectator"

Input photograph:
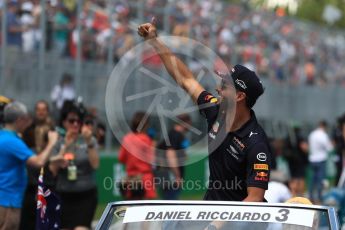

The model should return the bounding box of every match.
[51,73,76,112]
[333,115,345,185]
[19,100,55,230]
[304,60,316,85]
[308,120,333,203]
[7,1,24,48]
[20,1,35,52]
[264,170,291,203]
[23,100,55,152]
[284,126,309,197]
[53,5,71,56]
[49,104,99,230]
[119,112,156,200]
[156,114,191,200]
[113,25,135,63]
[84,107,106,148]
[0,102,58,230]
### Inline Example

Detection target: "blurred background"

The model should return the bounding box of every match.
[0,0,345,226]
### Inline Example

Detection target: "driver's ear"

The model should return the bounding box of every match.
[236,91,246,102]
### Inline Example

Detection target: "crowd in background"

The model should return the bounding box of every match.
[3,0,133,60]
[267,115,345,209]
[2,0,345,86]
[1,88,345,228]
[0,74,107,229]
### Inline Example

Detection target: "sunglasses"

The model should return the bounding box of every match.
[220,79,232,90]
[84,119,94,126]
[67,118,81,124]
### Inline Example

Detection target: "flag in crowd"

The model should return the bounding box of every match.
[36,168,61,230]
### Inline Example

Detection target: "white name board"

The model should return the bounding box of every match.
[123,205,315,227]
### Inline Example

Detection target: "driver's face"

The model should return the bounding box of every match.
[216,80,236,103]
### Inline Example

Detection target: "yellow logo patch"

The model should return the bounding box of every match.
[254,164,269,170]
[210,98,218,103]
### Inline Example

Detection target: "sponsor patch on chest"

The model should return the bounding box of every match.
[232,136,245,150]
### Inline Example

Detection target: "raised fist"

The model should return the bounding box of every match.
[138,18,157,40]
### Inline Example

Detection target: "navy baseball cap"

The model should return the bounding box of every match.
[216,64,264,107]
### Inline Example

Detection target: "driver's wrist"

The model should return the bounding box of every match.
[147,36,158,45]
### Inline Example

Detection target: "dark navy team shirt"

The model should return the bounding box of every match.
[197,91,272,201]
[158,129,189,178]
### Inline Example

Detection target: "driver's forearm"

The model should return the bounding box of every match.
[149,38,194,90]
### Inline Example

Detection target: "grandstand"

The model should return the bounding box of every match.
[0,0,344,144]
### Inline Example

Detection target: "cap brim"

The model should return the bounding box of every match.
[214,70,233,84]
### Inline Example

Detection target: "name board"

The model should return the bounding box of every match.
[122,205,315,227]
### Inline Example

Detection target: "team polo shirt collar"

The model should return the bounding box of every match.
[232,110,258,138]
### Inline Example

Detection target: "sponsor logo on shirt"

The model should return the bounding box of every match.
[229,145,239,155]
[257,152,267,162]
[249,131,258,138]
[254,164,269,170]
[233,137,245,150]
[210,98,218,103]
[226,148,239,160]
[255,171,269,182]
[204,94,218,104]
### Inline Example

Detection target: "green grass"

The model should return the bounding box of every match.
[94,203,108,220]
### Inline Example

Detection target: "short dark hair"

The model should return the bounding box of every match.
[59,100,84,126]
[319,120,328,128]
[60,73,73,86]
[35,100,50,112]
[234,88,263,108]
[131,112,149,133]
[245,94,257,108]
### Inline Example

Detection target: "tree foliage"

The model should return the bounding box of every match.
[295,0,345,28]
[226,0,345,28]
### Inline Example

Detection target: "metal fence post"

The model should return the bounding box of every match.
[38,0,46,101]
[75,0,83,96]
[1,2,7,90]
[105,0,115,153]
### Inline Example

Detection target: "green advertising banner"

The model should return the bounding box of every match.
[95,150,209,204]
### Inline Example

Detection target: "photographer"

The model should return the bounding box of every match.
[49,102,99,230]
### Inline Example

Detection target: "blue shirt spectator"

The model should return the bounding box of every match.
[0,101,58,230]
[7,2,23,47]
[0,129,34,208]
